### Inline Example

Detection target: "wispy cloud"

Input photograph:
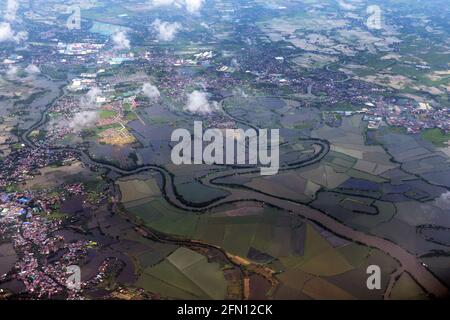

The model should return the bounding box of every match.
[25,64,41,75]
[152,0,178,6]
[150,0,205,14]
[0,22,27,43]
[68,88,102,131]
[337,0,357,11]
[5,65,19,79]
[70,111,99,131]
[112,30,130,50]
[81,87,102,107]
[142,82,161,100]
[184,91,218,114]
[152,19,181,41]
[435,191,450,210]
[4,0,19,22]
[185,0,204,14]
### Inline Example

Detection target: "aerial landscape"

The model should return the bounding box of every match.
[0,0,449,301]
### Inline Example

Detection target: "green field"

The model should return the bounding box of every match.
[99,110,118,119]
[127,197,199,238]
[136,248,227,300]
[421,128,450,147]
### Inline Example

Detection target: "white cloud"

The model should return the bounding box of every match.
[0,22,27,43]
[81,87,102,108]
[25,64,41,75]
[233,87,248,99]
[142,82,160,100]
[185,0,204,14]
[337,0,357,11]
[70,88,102,131]
[152,19,181,41]
[5,65,19,78]
[112,30,130,50]
[149,0,204,13]
[152,0,178,6]
[3,65,41,80]
[0,23,15,42]
[184,90,218,114]
[70,111,98,131]
[4,0,19,22]
[435,191,450,210]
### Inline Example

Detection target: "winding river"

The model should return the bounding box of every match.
[20,94,449,299]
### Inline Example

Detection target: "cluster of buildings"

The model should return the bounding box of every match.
[57,42,104,56]
[69,75,98,92]
[322,97,449,135]
[0,147,77,188]
[2,54,24,65]
[45,84,139,146]
[96,51,135,66]
[386,105,450,134]
[86,257,123,288]
[52,39,133,68]
[0,192,88,298]
[364,115,383,130]
[361,100,450,134]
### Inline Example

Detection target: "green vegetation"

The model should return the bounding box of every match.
[122,102,132,112]
[5,184,19,193]
[45,211,68,221]
[136,248,227,300]
[293,122,313,130]
[127,198,199,238]
[421,128,450,147]
[99,110,118,119]
[390,272,427,300]
[326,102,358,111]
[84,178,107,192]
[175,181,229,205]
[125,111,138,121]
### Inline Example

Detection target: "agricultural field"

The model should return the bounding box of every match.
[136,248,228,300]
[1,0,450,302]
[117,175,161,205]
